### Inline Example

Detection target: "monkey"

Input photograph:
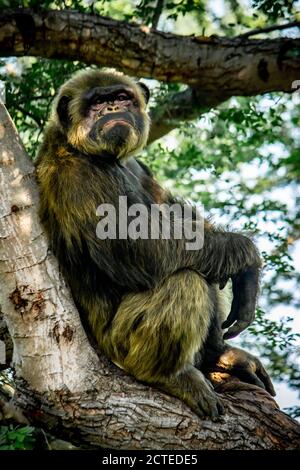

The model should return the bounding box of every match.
[35,69,275,418]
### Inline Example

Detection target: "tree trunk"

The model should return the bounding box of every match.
[0,102,300,449]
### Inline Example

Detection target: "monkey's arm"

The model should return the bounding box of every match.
[93,209,260,339]
[128,159,260,339]
[48,157,261,337]
[89,199,261,299]
[221,268,259,339]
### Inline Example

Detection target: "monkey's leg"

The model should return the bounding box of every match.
[197,284,233,365]
[100,270,224,418]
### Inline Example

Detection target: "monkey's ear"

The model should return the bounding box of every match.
[137,82,150,104]
[57,95,71,128]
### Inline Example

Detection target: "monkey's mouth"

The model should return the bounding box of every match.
[97,112,135,131]
[102,119,133,130]
[89,112,137,152]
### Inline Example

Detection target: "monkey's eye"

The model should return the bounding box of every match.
[116,93,129,101]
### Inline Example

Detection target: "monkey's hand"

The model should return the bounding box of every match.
[213,346,276,397]
[206,233,261,339]
[222,266,259,339]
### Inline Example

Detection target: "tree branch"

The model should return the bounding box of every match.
[149,87,226,143]
[1,8,299,142]
[0,8,299,94]
[1,101,300,449]
[238,20,300,38]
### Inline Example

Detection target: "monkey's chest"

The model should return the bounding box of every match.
[114,163,164,206]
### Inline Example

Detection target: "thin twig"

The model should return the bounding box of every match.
[41,429,52,450]
[152,0,164,30]
[238,20,300,38]
[14,105,42,127]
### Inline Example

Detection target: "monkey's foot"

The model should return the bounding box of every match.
[160,366,224,419]
[211,346,276,397]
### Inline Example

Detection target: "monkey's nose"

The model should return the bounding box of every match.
[104,104,120,113]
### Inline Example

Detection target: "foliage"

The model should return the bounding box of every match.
[0,58,85,156]
[285,405,300,418]
[0,425,36,450]
[252,0,296,20]
[0,0,299,418]
[133,0,206,25]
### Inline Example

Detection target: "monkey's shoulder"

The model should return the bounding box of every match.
[122,158,168,205]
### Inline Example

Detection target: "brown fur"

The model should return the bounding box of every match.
[35,69,275,419]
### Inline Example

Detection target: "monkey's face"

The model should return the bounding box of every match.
[55,71,150,159]
[81,84,149,157]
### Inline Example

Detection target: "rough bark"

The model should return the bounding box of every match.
[0,8,299,143]
[0,9,299,92]
[0,102,300,449]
